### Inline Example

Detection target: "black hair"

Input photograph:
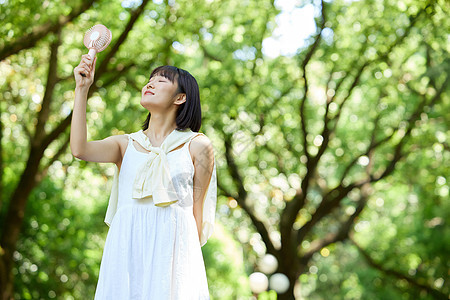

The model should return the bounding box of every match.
[141,65,202,132]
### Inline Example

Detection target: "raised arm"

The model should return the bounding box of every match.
[70,54,122,164]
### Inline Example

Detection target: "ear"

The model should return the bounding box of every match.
[174,93,186,105]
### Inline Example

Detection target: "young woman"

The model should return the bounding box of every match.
[71,54,217,299]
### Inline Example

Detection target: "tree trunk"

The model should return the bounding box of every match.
[0,145,44,299]
[276,281,296,300]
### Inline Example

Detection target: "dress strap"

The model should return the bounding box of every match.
[125,134,134,145]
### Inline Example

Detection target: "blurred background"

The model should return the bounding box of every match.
[0,0,448,299]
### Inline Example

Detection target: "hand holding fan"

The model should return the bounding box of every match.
[80,24,112,77]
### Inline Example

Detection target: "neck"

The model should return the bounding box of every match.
[144,114,177,145]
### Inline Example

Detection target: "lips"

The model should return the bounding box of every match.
[144,91,154,95]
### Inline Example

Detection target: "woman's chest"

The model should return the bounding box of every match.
[123,139,195,178]
[118,138,195,173]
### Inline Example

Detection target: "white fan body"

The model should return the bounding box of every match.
[80,24,112,77]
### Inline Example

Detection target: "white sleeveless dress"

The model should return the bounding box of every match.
[94,135,210,299]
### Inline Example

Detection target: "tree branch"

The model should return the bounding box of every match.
[222,131,277,254]
[300,184,369,265]
[102,62,136,88]
[300,150,375,267]
[34,29,61,147]
[0,0,96,61]
[279,0,328,264]
[94,0,151,88]
[289,3,435,250]
[350,237,448,299]
[328,2,426,134]
[371,72,449,182]
[0,98,2,209]
[199,42,223,62]
[298,0,327,162]
[296,182,358,244]
[37,134,71,182]
[339,97,394,182]
[298,62,449,248]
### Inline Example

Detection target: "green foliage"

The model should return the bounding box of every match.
[13,169,107,299]
[202,223,252,299]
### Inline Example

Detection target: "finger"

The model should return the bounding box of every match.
[83,54,91,60]
[82,58,92,66]
[88,57,94,67]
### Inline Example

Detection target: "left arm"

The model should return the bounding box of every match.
[190,135,215,244]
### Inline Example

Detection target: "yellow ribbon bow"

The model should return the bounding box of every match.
[129,128,199,206]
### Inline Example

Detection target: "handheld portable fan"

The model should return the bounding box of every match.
[80,24,112,77]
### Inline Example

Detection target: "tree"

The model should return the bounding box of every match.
[1,0,448,298]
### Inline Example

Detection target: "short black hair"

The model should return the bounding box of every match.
[141,65,202,132]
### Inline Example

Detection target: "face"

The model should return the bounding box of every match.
[140,74,185,111]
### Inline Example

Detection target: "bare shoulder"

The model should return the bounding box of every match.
[107,134,129,170]
[102,133,129,159]
[114,134,129,156]
[114,133,129,145]
[191,134,213,151]
[190,134,215,163]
